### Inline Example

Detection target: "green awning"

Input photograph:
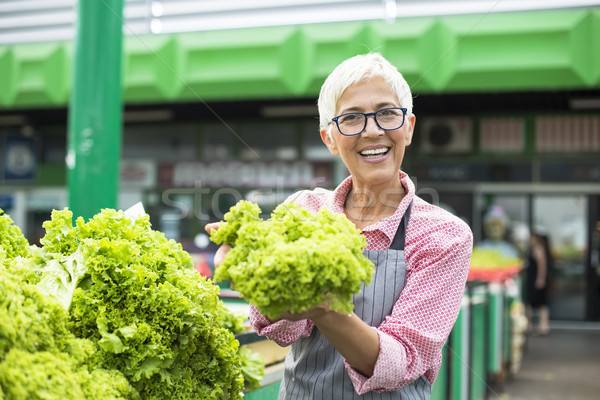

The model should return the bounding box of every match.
[0,7,598,109]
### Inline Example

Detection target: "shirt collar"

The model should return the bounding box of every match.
[330,171,416,241]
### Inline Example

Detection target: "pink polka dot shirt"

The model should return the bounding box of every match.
[250,171,473,394]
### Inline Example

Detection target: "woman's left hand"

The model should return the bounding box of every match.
[204,222,232,268]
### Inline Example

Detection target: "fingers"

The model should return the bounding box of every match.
[279,301,332,322]
[214,244,232,267]
[278,310,307,322]
[204,222,230,268]
[205,222,220,234]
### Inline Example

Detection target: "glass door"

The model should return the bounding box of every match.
[588,195,600,321]
[533,195,588,321]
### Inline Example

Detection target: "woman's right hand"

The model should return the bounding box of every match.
[204,222,232,268]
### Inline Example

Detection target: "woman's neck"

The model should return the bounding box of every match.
[344,181,405,230]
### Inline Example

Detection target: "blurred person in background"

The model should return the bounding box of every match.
[478,204,520,259]
[526,231,553,336]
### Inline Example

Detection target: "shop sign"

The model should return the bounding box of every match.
[120,159,156,189]
[158,160,334,189]
[414,162,532,183]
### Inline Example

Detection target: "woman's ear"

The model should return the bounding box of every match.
[404,114,416,146]
[320,128,339,155]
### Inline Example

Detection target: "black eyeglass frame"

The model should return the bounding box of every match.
[331,107,408,136]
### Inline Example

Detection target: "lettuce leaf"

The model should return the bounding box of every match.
[0,208,30,264]
[34,247,86,310]
[238,346,264,391]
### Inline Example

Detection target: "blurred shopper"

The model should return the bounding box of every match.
[208,53,473,399]
[526,232,553,335]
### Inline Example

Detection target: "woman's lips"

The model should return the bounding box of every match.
[358,146,390,163]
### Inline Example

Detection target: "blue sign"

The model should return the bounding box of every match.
[2,134,36,182]
[0,194,13,209]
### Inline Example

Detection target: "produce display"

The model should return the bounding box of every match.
[218,303,265,391]
[210,200,374,320]
[468,247,522,282]
[237,346,265,391]
[0,208,245,400]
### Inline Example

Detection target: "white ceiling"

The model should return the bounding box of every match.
[1,0,599,45]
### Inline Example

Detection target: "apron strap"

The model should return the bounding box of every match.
[389,199,413,251]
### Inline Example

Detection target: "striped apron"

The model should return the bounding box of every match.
[279,201,431,399]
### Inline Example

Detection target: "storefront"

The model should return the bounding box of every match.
[1,6,599,320]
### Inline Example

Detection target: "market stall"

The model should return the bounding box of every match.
[429,248,527,400]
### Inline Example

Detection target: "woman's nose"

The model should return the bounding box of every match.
[361,115,384,136]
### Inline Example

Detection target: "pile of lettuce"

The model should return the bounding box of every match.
[210,200,374,320]
[0,209,137,399]
[1,207,245,400]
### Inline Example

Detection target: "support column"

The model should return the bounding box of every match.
[67,0,124,220]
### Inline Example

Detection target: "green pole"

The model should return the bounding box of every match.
[67,0,124,221]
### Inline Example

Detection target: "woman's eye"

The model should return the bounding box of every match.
[340,114,362,124]
[378,109,396,117]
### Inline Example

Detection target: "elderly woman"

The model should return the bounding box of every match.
[209,53,472,399]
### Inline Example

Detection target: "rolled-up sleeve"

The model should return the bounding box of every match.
[344,329,408,394]
[249,304,314,347]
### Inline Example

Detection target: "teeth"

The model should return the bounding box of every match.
[360,147,388,156]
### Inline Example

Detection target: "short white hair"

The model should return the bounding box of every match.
[317,53,413,137]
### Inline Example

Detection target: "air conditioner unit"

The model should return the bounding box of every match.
[419,117,473,154]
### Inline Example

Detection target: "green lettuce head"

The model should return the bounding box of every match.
[211,200,374,320]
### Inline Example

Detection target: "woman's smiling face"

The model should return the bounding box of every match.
[321,76,415,190]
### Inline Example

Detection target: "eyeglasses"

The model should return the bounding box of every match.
[331,107,407,136]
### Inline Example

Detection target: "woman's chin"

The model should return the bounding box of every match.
[352,169,399,188]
